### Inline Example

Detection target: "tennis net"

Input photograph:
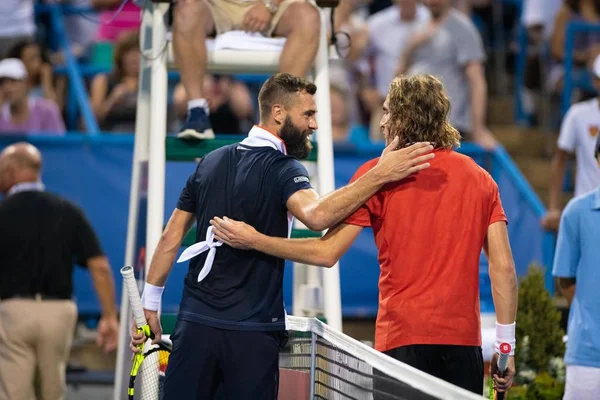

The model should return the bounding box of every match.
[280,316,485,400]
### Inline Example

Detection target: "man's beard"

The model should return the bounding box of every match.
[279,116,313,160]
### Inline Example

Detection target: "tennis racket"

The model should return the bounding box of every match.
[489,342,511,400]
[121,265,171,400]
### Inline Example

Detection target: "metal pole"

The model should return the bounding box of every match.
[309,331,317,399]
[313,8,342,332]
[145,2,168,275]
[113,4,153,399]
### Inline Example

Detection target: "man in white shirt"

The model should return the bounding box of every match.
[396,0,497,149]
[358,0,430,140]
[541,54,600,231]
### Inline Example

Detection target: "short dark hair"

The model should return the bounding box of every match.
[258,73,317,121]
[595,134,600,159]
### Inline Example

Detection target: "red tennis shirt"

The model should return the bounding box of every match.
[344,149,508,352]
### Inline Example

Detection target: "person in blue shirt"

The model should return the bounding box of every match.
[130,73,434,400]
[552,134,600,400]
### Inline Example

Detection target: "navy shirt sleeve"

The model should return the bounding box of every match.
[276,158,313,206]
[177,166,198,213]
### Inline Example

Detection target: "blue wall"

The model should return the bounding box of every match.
[0,135,549,318]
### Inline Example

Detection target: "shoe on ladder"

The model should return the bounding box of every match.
[177,107,215,140]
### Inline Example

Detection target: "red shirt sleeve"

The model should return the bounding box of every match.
[344,159,379,227]
[489,178,508,226]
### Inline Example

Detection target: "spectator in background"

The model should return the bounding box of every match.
[90,30,140,132]
[359,0,430,141]
[172,0,321,140]
[541,54,600,231]
[90,31,178,133]
[519,0,562,121]
[0,0,35,57]
[329,83,369,145]
[552,135,600,400]
[92,0,141,43]
[0,142,119,400]
[6,40,65,109]
[330,84,352,143]
[396,0,497,149]
[550,0,600,97]
[174,75,254,135]
[328,0,370,129]
[0,58,66,135]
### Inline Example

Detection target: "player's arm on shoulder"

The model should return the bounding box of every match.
[484,221,518,324]
[211,216,362,267]
[146,208,195,287]
[286,141,433,231]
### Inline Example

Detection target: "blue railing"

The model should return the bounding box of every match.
[562,21,600,117]
[492,147,556,294]
[39,4,100,135]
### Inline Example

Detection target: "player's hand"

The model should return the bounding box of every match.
[210,216,256,250]
[490,353,516,393]
[241,2,272,33]
[541,209,562,231]
[374,138,434,184]
[97,313,119,354]
[130,309,162,352]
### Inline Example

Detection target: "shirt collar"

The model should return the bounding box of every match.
[593,187,600,210]
[239,125,287,155]
[7,181,45,197]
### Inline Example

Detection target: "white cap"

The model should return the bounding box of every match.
[594,53,600,79]
[0,58,27,80]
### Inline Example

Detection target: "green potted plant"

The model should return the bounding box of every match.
[505,264,566,400]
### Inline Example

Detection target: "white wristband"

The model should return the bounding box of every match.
[495,322,516,356]
[141,282,164,312]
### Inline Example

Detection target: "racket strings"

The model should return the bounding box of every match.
[135,348,171,400]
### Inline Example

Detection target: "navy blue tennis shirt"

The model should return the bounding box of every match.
[175,126,312,331]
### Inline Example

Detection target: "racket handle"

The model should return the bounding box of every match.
[494,343,511,400]
[120,266,147,329]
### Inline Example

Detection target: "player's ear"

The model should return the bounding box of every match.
[272,104,285,125]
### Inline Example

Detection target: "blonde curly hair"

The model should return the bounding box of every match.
[387,74,461,150]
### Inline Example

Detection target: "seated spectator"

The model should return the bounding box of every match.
[0,0,35,58]
[549,0,600,95]
[172,0,321,140]
[90,31,177,133]
[6,40,65,109]
[92,0,141,43]
[331,84,351,143]
[90,31,139,132]
[0,58,65,135]
[358,0,430,140]
[397,0,497,149]
[174,75,254,135]
[330,84,370,146]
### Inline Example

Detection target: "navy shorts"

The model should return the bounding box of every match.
[162,319,287,400]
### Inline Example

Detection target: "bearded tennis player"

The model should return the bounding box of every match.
[211,74,518,397]
[130,73,434,399]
